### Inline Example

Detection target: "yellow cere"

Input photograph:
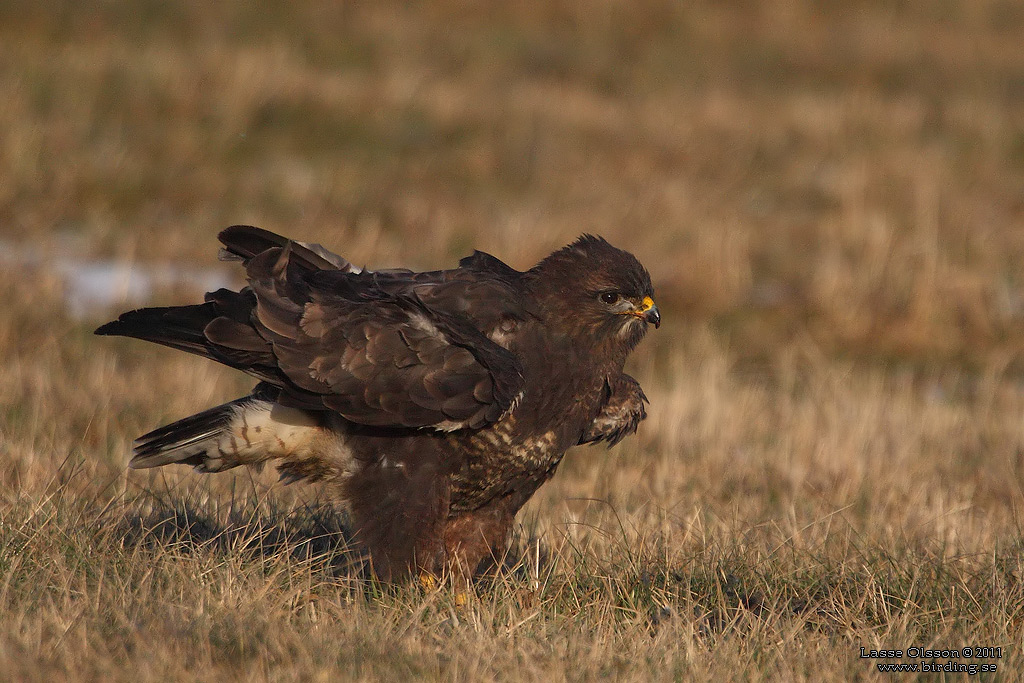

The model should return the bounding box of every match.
[640,296,654,311]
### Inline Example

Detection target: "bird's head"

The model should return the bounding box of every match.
[530,234,660,357]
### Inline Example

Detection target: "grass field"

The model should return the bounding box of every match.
[2,1,1024,680]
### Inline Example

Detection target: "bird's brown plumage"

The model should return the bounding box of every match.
[97,227,659,580]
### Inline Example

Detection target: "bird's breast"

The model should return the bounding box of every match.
[446,409,582,512]
[446,347,611,512]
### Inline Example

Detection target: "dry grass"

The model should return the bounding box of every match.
[2,0,1024,680]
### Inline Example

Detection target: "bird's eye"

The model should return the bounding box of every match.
[600,292,620,305]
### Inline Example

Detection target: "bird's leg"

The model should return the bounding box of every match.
[343,459,451,582]
[441,503,516,584]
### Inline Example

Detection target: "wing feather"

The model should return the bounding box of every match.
[233,237,525,431]
[579,373,649,447]
[104,226,528,431]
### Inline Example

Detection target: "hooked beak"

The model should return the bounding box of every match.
[638,296,661,329]
[644,304,661,328]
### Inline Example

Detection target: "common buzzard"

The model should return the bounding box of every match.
[97,227,659,581]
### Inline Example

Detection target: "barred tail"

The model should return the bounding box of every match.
[128,386,330,476]
[131,395,255,470]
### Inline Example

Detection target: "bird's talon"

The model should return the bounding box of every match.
[419,573,438,591]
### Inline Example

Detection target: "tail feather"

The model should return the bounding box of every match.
[131,384,279,470]
[131,398,245,470]
[128,385,331,477]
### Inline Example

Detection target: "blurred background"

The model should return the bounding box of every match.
[2,3,1024,677]
[2,0,1022,368]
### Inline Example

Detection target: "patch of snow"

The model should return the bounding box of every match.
[0,238,235,319]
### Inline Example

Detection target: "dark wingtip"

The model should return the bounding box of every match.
[94,319,122,336]
[219,224,261,241]
[218,225,286,245]
[218,225,290,263]
[94,309,149,337]
[219,225,244,240]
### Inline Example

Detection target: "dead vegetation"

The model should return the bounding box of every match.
[1,1,1023,680]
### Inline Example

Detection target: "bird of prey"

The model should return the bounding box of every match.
[97,227,660,581]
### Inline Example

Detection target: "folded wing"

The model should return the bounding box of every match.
[97,227,525,432]
[221,228,525,430]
